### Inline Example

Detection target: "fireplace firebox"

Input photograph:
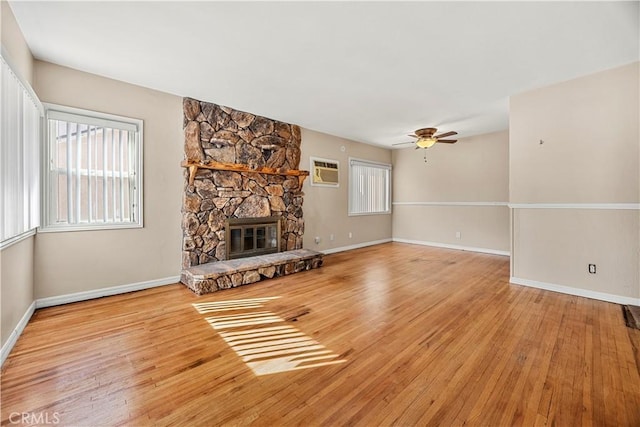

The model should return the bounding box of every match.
[225,217,281,260]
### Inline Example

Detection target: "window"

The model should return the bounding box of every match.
[0,55,42,249]
[348,158,391,215]
[42,104,143,231]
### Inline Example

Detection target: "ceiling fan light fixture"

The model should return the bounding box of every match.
[416,137,437,148]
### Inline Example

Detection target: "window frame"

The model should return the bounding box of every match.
[348,157,392,216]
[0,52,43,250]
[40,103,144,232]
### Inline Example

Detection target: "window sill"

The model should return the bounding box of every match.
[38,222,143,233]
[348,211,392,217]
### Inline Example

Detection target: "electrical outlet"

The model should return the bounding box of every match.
[588,264,596,274]
[348,232,353,239]
[330,234,335,241]
[314,236,321,244]
[455,231,461,239]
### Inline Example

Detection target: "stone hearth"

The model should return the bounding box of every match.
[181,249,324,295]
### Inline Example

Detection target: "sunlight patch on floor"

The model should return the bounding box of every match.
[193,297,281,313]
[206,311,285,329]
[193,297,346,376]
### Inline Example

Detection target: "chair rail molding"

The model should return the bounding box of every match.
[508,203,640,210]
[393,201,508,206]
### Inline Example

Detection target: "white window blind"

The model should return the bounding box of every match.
[0,55,42,248]
[348,158,391,215]
[42,104,143,231]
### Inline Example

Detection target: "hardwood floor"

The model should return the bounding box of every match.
[2,242,639,426]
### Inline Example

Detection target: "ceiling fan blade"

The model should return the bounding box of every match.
[392,141,415,146]
[407,134,418,138]
[437,139,457,144]
[434,131,457,139]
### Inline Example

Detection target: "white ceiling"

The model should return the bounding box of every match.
[8,1,639,148]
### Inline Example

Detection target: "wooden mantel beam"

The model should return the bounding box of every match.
[181,160,310,187]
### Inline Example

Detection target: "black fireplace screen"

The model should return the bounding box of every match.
[226,216,281,259]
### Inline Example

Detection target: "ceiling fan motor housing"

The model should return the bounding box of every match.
[415,127,438,138]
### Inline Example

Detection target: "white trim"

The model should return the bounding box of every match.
[510,276,640,306]
[38,222,143,233]
[393,238,510,256]
[348,157,392,169]
[321,238,392,255]
[508,203,640,210]
[0,229,36,251]
[43,103,142,132]
[509,207,515,276]
[393,202,640,209]
[1,301,35,367]
[35,275,180,309]
[347,211,392,217]
[41,103,144,231]
[393,201,508,207]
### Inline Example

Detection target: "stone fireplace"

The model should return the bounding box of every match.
[179,97,322,294]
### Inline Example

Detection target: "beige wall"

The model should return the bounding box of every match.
[510,62,640,300]
[1,0,36,350]
[1,0,33,82]
[1,238,35,345]
[33,61,183,298]
[513,209,639,298]
[510,63,638,203]
[300,129,392,252]
[392,130,510,253]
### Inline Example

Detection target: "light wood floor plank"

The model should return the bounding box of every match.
[1,242,639,426]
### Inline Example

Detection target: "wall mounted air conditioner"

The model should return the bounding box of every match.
[310,157,339,187]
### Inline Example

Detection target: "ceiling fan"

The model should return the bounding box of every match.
[393,127,458,149]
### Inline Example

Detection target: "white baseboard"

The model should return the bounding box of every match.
[1,276,180,367]
[510,276,640,306]
[1,301,35,367]
[321,238,393,255]
[35,275,181,309]
[392,238,510,257]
